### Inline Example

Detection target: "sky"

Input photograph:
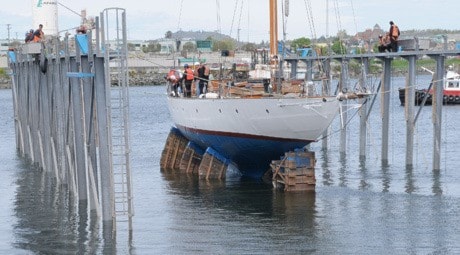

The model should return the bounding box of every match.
[1,0,458,43]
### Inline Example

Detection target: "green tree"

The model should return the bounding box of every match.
[241,43,257,52]
[183,42,196,52]
[336,29,348,39]
[127,43,136,51]
[142,42,161,53]
[212,39,235,51]
[290,37,312,51]
[331,39,347,54]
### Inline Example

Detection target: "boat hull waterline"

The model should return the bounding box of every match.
[167,96,340,178]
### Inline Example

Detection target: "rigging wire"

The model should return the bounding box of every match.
[349,0,358,36]
[229,0,240,39]
[216,0,222,34]
[246,0,250,43]
[303,0,317,40]
[333,0,346,54]
[177,0,184,31]
[56,2,82,18]
[237,0,244,43]
[282,0,288,40]
[229,0,239,37]
[55,1,84,33]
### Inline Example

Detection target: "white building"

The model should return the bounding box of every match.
[32,0,59,36]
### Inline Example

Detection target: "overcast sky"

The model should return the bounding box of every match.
[1,0,457,43]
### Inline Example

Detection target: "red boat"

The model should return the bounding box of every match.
[399,69,460,105]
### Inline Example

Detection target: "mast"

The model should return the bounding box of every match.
[269,0,278,57]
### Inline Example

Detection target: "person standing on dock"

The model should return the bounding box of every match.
[183,64,194,98]
[378,33,391,52]
[33,24,44,42]
[389,21,400,52]
[196,63,210,96]
[25,29,34,43]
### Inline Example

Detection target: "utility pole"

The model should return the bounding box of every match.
[7,24,11,43]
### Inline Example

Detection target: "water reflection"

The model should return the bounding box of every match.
[161,171,318,252]
[432,169,442,195]
[319,148,333,186]
[381,165,391,193]
[338,153,348,187]
[358,158,370,190]
[12,158,113,254]
[405,165,416,194]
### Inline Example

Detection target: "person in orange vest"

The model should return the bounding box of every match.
[33,24,44,42]
[166,68,181,97]
[389,21,400,52]
[182,64,194,98]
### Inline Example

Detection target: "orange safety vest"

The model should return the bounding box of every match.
[185,68,194,80]
[167,70,177,82]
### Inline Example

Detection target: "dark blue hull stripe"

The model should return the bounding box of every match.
[175,125,313,178]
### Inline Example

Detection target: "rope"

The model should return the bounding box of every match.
[318,99,368,141]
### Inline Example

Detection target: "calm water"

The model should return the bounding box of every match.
[1,76,460,254]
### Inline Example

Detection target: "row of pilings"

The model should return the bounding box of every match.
[161,128,317,191]
[7,8,132,236]
[284,49,460,170]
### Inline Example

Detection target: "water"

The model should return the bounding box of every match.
[1,76,460,254]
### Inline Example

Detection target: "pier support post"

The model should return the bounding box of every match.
[381,57,392,166]
[289,60,298,80]
[404,56,416,167]
[321,58,331,149]
[339,59,349,155]
[94,56,114,224]
[433,56,445,170]
[359,58,369,159]
[69,58,89,202]
[306,60,313,84]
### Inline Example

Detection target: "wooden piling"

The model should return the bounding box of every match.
[271,150,316,191]
[198,148,228,180]
[160,128,189,171]
[179,142,204,174]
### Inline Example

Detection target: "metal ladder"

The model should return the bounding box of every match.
[102,8,133,231]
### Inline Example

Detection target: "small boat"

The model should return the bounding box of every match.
[399,69,460,105]
[166,0,343,178]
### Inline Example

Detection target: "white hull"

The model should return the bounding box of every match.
[168,96,339,141]
[167,95,340,177]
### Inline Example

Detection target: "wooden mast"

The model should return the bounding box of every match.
[269,0,278,57]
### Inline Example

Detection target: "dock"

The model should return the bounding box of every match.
[7,8,133,236]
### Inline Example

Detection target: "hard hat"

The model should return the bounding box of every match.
[194,62,200,66]
[184,64,188,68]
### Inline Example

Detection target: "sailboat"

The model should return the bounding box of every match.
[166,0,341,178]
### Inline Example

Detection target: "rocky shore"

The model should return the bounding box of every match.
[0,77,10,89]
[0,72,168,89]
